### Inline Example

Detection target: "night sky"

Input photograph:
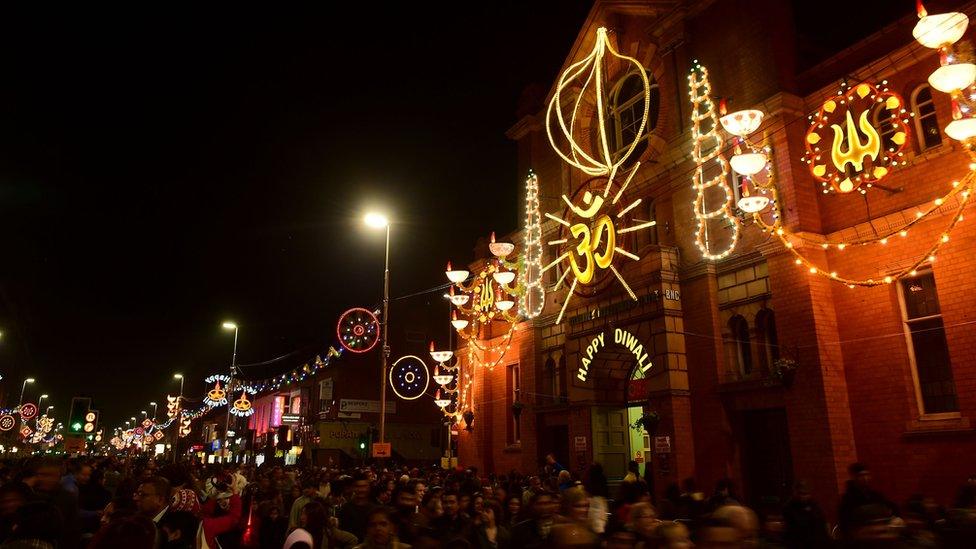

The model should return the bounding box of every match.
[0,3,592,427]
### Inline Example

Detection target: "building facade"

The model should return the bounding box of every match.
[457,0,976,511]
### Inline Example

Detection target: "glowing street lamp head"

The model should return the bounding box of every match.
[173,373,183,379]
[150,402,156,406]
[40,394,48,399]
[25,378,34,384]
[364,212,389,228]
[222,322,238,331]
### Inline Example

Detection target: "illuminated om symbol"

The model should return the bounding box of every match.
[569,214,616,285]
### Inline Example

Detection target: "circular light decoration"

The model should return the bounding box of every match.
[0,414,15,432]
[337,308,380,353]
[230,386,258,417]
[802,81,910,194]
[203,374,231,407]
[389,355,429,401]
[19,403,38,420]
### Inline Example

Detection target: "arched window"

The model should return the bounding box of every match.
[755,309,780,373]
[911,84,943,151]
[871,102,899,151]
[609,70,660,163]
[727,315,753,377]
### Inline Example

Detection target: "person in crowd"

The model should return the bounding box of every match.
[258,502,289,548]
[2,501,64,549]
[627,502,660,546]
[706,478,739,512]
[354,506,410,549]
[656,521,693,549]
[437,490,471,544]
[338,472,374,541]
[471,498,510,549]
[521,476,541,507]
[782,481,829,549]
[89,514,156,549]
[134,475,171,547]
[290,481,318,529]
[503,495,522,528]
[199,486,242,549]
[509,491,557,549]
[838,462,898,539]
[157,510,199,549]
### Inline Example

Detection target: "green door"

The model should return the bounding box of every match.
[591,407,631,481]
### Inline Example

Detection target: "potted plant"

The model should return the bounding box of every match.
[772,358,798,387]
[462,410,475,432]
[511,401,525,421]
[631,411,660,434]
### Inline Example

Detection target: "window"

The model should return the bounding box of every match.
[755,309,779,373]
[636,199,659,249]
[727,315,753,377]
[609,71,660,162]
[898,272,957,414]
[507,363,521,444]
[911,84,943,151]
[557,355,568,402]
[871,102,899,151]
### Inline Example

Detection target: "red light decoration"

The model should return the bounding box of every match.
[336,307,380,353]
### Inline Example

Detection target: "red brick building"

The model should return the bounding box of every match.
[457,0,976,511]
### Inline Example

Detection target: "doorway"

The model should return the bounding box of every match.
[591,406,647,481]
[740,408,794,506]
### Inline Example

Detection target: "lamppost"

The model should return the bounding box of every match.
[173,373,184,463]
[19,378,34,406]
[364,212,391,446]
[221,322,239,462]
[38,394,48,410]
[45,406,54,417]
[150,402,157,421]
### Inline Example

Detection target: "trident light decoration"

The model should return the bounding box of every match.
[543,27,657,323]
[203,374,231,407]
[519,170,545,319]
[739,3,976,287]
[688,61,740,260]
[445,233,521,370]
[802,82,910,194]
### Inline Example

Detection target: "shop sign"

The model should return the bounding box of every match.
[281,414,301,425]
[319,378,334,401]
[577,327,652,382]
[371,442,392,458]
[574,436,587,452]
[339,399,397,414]
[634,450,644,463]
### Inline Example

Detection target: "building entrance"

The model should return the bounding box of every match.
[740,408,794,506]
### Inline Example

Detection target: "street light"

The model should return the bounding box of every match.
[221,322,239,462]
[38,394,49,409]
[45,406,54,416]
[140,411,147,421]
[149,402,157,420]
[173,374,185,463]
[19,378,35,406]
[364,211,391,446]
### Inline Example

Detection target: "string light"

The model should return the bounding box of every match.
[519,170,545,319]
[689,61,740,260]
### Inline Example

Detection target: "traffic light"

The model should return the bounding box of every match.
[68,397,92,436]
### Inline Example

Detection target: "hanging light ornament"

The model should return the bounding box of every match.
[445,233,521,370]
[914,2,976,142]
[719,98,772,214]
[519,170,545,319]
[689,61,741,259]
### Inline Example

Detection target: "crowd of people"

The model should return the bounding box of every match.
[0,452,973,548]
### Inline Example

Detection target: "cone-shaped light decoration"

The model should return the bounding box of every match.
[913,2,969,48]
[445,261,469,284]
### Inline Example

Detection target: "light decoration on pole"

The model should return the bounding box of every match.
[688,61,740,260]
[336,308,380,353]
[519,170,545,319]
[230,386,258,417]
[801,81,910,194]
[203,374,231,407]
[0,415,14,432]
[445,233,521,370]
[179,416,192,438]
[429,343,469,423]
[543,27,657,323]
[389,355,430,401]
[166,395,179,419]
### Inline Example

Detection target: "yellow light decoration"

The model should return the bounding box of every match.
[230,387,257,417]
[720,109,764,137]
[519,170,545,319]
[802,81,910,194]
[928,63,976,93]
[752,165,976,287]
[545,27,650,177]
[689,62,740,259]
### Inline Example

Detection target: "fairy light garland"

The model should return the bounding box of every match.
[519,170,545,319]
[689,61,741,260]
